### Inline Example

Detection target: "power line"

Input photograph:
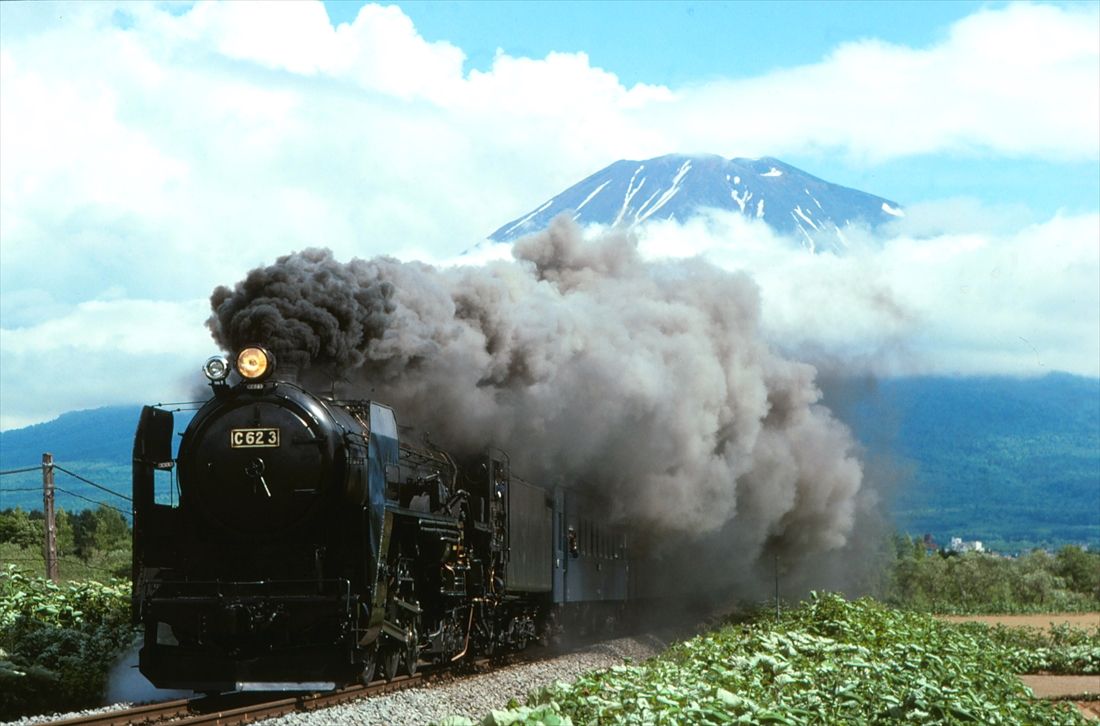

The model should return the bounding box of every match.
[0,466,43,476]
[53,486,131,517]
[53,465,131,502]
[0,487,42,493]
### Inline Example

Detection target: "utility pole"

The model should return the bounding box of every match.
[42,452,59,582]
[774,553,780,621]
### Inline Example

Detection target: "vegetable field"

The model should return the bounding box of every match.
[446,593,1098,726]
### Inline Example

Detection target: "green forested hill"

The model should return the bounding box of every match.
[1,406,139,467]
[827,373,1100,552]
[0,406,140,516]
[1,375,1098,551]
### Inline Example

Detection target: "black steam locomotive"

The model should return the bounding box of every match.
[132,346,630,692]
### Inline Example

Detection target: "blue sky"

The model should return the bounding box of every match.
[338,0,1100,215]
[337,1,988,85]
[0,0,1097,429]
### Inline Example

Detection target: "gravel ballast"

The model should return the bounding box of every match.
[9,634,668,726]
[258,634,667,726]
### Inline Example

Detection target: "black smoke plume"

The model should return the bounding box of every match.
[209,218,868,588]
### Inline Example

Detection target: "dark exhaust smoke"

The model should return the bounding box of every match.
[208,218,868,586]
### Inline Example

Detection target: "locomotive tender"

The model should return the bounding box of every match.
[132,346,629,692]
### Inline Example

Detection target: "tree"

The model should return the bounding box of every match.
[71,506,129,560]
[1013,550,1063,608]
[1055,545,1100,600]
[54,510,75,557]
[92,506,128,552]
[0,508,40,550]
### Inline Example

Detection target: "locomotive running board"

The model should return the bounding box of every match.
[236,681,336,692]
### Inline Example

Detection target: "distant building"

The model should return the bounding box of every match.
[949,537,985,553]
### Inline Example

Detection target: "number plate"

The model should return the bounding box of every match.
[230,427,281,448]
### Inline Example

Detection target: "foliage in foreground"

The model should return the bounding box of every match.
[441,594,1097,726]
[0,565,135,719]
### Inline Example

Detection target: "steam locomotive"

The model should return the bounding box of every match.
[132,346,630,692]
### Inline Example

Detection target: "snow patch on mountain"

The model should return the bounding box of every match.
[575,180,610,213]
[882,202,905,217]
[488,154,903,253]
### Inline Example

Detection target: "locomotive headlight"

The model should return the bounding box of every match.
[236,346,274,381]
[202,355,231,382]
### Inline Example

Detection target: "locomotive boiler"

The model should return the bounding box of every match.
[131,346,629,693]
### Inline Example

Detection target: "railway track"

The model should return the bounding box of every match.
[38,651,541,726]
[40,673,426,726]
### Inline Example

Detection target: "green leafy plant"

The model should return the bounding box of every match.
[0,565,135,719]
[444,594,1094,726]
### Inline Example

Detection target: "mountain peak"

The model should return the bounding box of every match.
[489,154,902,252]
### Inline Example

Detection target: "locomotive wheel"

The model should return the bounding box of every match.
[544,608,562,649]
[360,643,378,685]
[382,642,401,682]
[404,621,420,676]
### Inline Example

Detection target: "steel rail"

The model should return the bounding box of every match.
[38,672,433,726]
[42,697,194,726]
[38,644,557,726]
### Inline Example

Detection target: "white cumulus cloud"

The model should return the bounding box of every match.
[0,299,212,429]
[660,3,1099,162]
[0,0,1097,429]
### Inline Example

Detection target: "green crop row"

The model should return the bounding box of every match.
[0,565,135,720]
[441,593,1097,726]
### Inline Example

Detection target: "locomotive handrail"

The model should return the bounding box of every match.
[142,578,353,603]
[153,400,208,410]
[143,577,351,590]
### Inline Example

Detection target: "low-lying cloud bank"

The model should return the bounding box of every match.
[634,207,1100,379]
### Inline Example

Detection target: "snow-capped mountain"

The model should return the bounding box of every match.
[490,154,903,252]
